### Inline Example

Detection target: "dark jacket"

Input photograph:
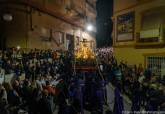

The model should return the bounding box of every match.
[38,96,52,114]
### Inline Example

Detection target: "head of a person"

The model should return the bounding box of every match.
[42,89,49,97]
[36,75,41,80]
[3,82,12,92]
[13,80,20,87]
[24,80,30,87]
[140,72,144,76]
[46,81,50,86]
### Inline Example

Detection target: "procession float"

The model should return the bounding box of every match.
[73,39,97,71]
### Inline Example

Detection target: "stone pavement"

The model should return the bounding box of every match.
[106,83,132,111]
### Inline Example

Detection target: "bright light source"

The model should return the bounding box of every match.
[17,46,21,50]
[3,13,13,22]
[86,24,93,31]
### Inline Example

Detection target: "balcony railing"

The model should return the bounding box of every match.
[86,2,96,14]
[86,0,96,10]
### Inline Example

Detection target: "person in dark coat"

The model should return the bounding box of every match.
[131,81,141,111]
[22,80,32,105]
[29,88,41,114]
[57,80,69,114]
[69,79,82,114]
[5,83,21,106]
[0,85,8,114]
[38,89,52,114]
[113,82,124,114]
[145,87,160,111]
[84,75,94,111]
[95,86,104,114]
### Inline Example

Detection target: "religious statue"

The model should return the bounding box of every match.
[75,39,95,59]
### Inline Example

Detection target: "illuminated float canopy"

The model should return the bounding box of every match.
[74,39,96,71]
[75,39,95,59]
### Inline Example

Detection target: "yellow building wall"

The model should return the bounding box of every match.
[114,0,137,13]
[113,0,165,66]
[113,0,165,46]
[114,47,165,67]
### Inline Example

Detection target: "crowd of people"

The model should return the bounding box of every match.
[96,48,113,63]
[0,48,71,114]
[97,48,165,112]
[117,61,165,111]
[0,47,164,114]
[0,48,109,114]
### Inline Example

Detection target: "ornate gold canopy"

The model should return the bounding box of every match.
[75,39,95,59]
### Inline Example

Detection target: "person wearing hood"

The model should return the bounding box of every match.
[113,82,124,114]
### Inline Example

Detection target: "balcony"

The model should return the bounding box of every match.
[86,2,96,15]
[0,0,85,28]
[86,0,96,10]
[135,29,165,48]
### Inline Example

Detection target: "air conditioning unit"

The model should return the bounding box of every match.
[136,27,164,47]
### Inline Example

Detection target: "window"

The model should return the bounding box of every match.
[142,13,163,30]
[146,56,165,77]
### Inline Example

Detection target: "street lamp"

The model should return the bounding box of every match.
[17,46,21,50]
[86,24,94,32]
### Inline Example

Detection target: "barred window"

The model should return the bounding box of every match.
[146,56,165,77]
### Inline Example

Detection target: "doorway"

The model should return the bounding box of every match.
[0,23,6,50]
[66,34,74,52]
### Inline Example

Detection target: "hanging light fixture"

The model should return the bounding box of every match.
[86,24,93,31]
[3,13,13,22]
[3,3,13,22]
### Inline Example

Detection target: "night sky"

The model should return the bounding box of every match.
[96,0,113,48]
